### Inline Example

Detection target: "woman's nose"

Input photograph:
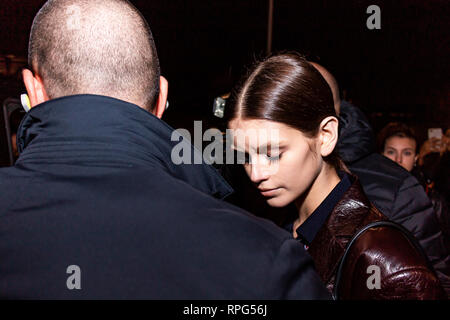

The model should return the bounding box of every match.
[249,163,270,184]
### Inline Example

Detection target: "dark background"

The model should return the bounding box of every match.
[0,0,449,146]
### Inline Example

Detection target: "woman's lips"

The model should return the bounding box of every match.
[259,188,281,197]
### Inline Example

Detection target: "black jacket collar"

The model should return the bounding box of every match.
[337,100,375,164]
[16,94,233,199]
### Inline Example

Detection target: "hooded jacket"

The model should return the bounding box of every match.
[337,100,450,296]
[0,94,329,299]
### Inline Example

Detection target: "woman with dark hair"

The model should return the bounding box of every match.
[377,122,419,172]
[226,52,446,299]
[378,122,450,253]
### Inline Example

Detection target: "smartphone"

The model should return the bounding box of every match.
[212,96,226,119]
[428,128,443,140]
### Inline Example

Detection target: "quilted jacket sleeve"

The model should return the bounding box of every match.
[391,175,450,297]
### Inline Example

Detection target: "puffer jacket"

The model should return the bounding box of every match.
[337,100,450,296]
[308,176,446,299]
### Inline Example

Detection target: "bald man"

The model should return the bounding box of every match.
[310,62,450,296]
[0,0,329,299]
[309,62,341,115]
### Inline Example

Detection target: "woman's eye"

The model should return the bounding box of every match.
[385,150,394,155]
[266,154,280,162]
[404,151,412,156]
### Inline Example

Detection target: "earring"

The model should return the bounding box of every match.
[21,94,31,112]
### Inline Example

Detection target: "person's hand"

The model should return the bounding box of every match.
[441,133,450,154]
[418,138,442,166]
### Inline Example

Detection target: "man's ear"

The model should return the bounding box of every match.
[22,69,49,108]
[318,116,339,157]
[152,76,168,119]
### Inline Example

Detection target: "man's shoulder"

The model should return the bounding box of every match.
[348,153,416,198]
[8,162,293,245]
[348,153,426,216]
[350,153,410,183]
[124,167,305,256]
[0,165,31,199]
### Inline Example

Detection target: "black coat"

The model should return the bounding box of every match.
[0,95,329,299]
[337,100,450,296]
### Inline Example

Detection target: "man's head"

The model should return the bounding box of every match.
[23,0,167,117]
[309,62,341,115]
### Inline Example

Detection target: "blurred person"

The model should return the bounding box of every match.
[418,128,450,165]
[435,129,450,202]
[376,122,448,185]
[0,0,330,299]
[378,122,418,172]
[417,152,450,251]
[9,108,25,160]
[378,123,449,246]
[310,62,450,297]
[226,52,446,299]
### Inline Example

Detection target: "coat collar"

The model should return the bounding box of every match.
[307,176,386,284]
[16,94,233,199]
[337,100,375,164]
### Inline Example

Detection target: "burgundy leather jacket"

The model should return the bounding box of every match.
[307,177,446,299]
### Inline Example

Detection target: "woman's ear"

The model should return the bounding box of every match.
[22,69,49,108]
[318,116,339,157]
[153,76,169,119]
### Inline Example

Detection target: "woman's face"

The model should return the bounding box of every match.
[382,136,417,171]
[228,118,322,207]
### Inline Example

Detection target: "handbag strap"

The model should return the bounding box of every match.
[332,220,432,300]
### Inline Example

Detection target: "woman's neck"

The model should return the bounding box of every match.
[293,165,341,234]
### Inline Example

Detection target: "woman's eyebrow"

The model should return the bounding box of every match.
[256,143,287,153]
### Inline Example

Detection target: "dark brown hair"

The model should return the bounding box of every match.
[377,122,418,153]
[227,52,341,169]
